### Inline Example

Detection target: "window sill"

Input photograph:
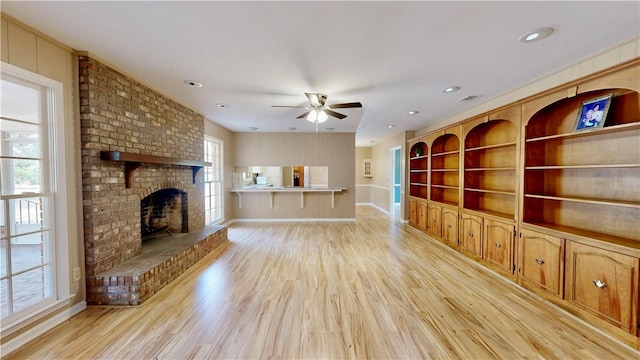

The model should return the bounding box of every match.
[1,294,75,337]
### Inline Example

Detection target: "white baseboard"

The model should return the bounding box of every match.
[369,203,390,214]
[227,218,356,223]
[2,301,86,356]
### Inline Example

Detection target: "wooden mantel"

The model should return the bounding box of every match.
[100,151,211,188]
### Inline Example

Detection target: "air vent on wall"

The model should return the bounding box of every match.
[458,95,478,102]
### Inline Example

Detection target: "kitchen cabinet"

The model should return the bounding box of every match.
[408,197,417,227]
[565,241,639,335]
[518,228,564,298]
[460,212,482,258]
[441,207,458,248]
[483,218,515,276]
[427,202,442,237]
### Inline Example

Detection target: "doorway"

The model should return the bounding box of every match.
[390,146,402,218]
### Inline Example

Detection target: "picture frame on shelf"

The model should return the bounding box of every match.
[573,93,612,132]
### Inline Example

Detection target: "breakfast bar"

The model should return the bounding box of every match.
[230,187,348,209]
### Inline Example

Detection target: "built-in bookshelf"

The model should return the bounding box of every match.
[430,133,460,206]
[523,89,640,244]
[463,120,517,220]
[409,141,428,198]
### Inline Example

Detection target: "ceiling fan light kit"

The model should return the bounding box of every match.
[307,109,329,123]
[272,92,362,131]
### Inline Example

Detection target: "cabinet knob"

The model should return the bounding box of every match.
[468,232,474,237]
[593,279,607,289]
[535,257,544,265]
[495,243,502,248]
[447,225,452,228]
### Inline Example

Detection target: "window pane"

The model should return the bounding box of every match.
[0,78,41,124]
[1,159,42,195]
[11,265,51,313]
[0,279,8,317]
[0,199,5,240]
[0,238,6,278]
[11,231,50,274]
[0,120,41,158]
[7,197,45,236]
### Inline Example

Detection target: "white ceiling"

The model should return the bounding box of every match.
[3,1,639,146]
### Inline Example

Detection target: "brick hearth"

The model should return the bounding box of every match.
[87,225,228,305]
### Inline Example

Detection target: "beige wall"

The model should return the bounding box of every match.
[355,147,371,204]
[368,132,409,216]
[232,132,355,219]
[1,14,85,342]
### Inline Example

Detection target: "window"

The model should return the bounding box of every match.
[1,63,71,332]
[204,137,223,224]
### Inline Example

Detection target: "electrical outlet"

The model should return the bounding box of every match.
[72,267,81,282]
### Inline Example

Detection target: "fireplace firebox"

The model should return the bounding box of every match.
[140,188,188,240]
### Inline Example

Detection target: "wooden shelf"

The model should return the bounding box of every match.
[100,151,211,188]
[409,183,428,187]
[465,142,516,152]
[431,184,458,190]
[410,155,428,160]
[410,169,429,173]
[431,168,459,172]
[431,200,459,208]
[522,222,640,253]
[526,164,640,170]
[465,188,515,196]
[525,121,640,143]
[465,167,516,171]
[431,150,460,157]
[462,208,514,222]
[524,193,640,209]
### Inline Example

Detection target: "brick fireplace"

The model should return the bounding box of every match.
[79,55,227,305]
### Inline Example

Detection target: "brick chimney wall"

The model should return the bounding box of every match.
[79,55,205,277]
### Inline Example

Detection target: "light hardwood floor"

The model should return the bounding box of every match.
[4,206,639,359]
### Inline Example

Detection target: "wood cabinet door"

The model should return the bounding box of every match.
[565,241,639,334]
[519,229,564,298]
[442,208,458,247]
[408,198,417,227]
[483,219,515,274]
[427,203,442,237]
[417,200,428,231]
[460,213,482,258]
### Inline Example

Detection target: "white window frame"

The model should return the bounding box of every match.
[1,62,73,335]
[204,136,224,224]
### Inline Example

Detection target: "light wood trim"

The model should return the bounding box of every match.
[578,63,640,94]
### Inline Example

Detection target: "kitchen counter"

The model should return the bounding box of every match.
[230,187,347,208]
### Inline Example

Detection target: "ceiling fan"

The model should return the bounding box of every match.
[272,93,363,126]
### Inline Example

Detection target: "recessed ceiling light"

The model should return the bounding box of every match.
[441,86,460,93]
[387,125,396,129]
[407,111,419,115]
[249,127,258,131]
[288,127,297,131]
[216,103,229,108]
[519,27,554,43]
[183,80,203,88]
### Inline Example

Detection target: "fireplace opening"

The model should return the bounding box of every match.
[141,188,188,241]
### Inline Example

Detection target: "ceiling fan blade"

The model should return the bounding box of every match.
[271,105,307,108]
[305,92,327,106]
[296,110,312,119]
[328,102,363,109]
[324,109,347,119]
